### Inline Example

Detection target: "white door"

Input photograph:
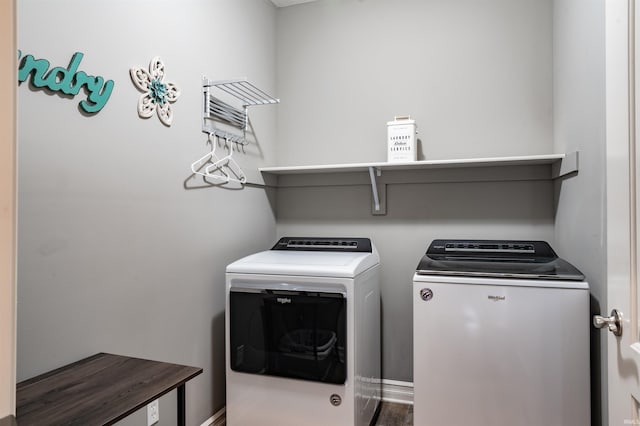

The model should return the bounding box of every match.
[604,0,640,424]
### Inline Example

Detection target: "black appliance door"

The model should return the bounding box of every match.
[229,288,346,384]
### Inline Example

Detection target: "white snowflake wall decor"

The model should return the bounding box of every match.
[130,57,180,126]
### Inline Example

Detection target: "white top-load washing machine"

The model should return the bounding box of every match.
[226,237,381,426]
[413,239,589,426]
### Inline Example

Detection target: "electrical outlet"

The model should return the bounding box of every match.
[147,399,159,426]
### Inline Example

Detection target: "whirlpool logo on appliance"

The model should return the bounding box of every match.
[488,295,506,302]
[276,297,292,304]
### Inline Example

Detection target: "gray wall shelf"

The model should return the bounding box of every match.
[260,152,579,215]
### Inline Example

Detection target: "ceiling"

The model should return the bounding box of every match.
[270,0,319,7]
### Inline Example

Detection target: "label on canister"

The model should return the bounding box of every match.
[387,115,417,162]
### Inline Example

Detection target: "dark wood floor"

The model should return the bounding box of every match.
[374,402,413,426]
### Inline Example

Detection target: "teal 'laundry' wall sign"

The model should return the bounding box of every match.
[18,51,114,114]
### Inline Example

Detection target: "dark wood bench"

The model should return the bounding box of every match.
[16,353,202,425]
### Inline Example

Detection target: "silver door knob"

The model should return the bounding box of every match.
[593,309,623,336]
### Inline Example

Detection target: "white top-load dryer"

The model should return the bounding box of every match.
[226,237,381,426]
[413,239,590,426]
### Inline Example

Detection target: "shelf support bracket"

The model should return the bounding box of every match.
[369,166,386,215]
[552,151,579,179]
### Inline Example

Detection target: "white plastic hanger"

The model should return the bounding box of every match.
[190,132,218,175]
[190,133,230,182]
[204,135,247,184]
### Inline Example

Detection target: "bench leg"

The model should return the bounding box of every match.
[177,385,185,426]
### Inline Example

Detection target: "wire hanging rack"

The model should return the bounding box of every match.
[202,77,279,145]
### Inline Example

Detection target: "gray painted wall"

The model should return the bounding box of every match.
[275,0,554,165]
[275,0,556,382]
[552,0,606,424]
[17,1,277,424]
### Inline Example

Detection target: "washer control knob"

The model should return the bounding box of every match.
[330,394,342,406]
[420,288,433,301]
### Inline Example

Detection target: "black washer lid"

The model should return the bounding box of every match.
[416,239,585,281]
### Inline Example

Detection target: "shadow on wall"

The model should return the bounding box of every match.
[551,171,579,217]
[211,311,226,414]
[379,296,393,380]
[590,294,602,426]
[274,179,554,224]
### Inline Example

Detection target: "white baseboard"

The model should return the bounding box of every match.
[201,380,413,425]
[381,379,414,405]
[200,407,226,426]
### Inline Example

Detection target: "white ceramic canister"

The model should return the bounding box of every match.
[387,115,417,162]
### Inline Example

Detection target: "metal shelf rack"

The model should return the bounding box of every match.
[202,77,279,145]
